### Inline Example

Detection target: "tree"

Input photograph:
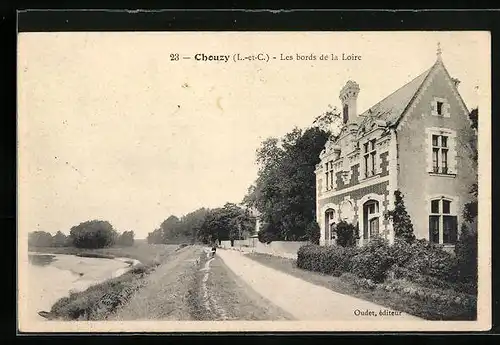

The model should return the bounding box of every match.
[197,203,255,244]
[456,108,478,290]
[335,220,357,247]
[147,228,164,244]
[69,220,117,249]
[469,107,478,131]
[463,107,479,223]
[116,230,135,247]
[312,104,342,136]
[28,231,54,247]
[52,231,69,247]
[176,208,210,244]
[455,223,477,290]
[385,190,416,243]
[244,126,332,242]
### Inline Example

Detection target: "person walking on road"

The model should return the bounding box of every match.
[211,244,217,258]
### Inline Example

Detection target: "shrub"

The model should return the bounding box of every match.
[385,190,416,243]
[335,221,357,247]
[297,244,357,276]
[390,266,457,291]
[387,238,457,283]
[305,221,320,245]
[350,237,394,283]
[403,239,457,282]
[455,223,478,288]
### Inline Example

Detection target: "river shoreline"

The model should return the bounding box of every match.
[28,252,140,320]
[25,243,180,321]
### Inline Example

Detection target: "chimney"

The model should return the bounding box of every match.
[452,77,461,88]
[339,81,360,124]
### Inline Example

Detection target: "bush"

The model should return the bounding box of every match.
[404,239,457,282]
[350,237,394,283]
[305,221,320,245]
[387,238,457,283]
[335,221,357,247]
[297,244,356,276]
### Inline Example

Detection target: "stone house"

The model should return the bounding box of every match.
[315,46,477,249]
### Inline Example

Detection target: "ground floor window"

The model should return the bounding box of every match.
[324,209,336,243]
[429,197,458,245]
[363,200,380,240]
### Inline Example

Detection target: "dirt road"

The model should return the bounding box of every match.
[217,249,425,321]
[111,245,291,321]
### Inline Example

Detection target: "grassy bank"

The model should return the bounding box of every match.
[246,252,476,320]
[112,245,203,320]
[36,242,185,320]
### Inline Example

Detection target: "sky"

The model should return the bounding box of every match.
[18,31,489,239]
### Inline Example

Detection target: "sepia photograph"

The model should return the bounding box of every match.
[17,30,491,332]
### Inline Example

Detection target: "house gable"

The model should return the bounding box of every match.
[394,58,477,243]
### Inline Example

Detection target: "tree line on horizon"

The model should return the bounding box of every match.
[146,203,256,245]
[28,220,135,249]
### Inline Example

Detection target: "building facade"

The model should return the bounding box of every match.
[315,48,477,248]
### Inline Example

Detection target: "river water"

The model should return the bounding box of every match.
[25,253,140,322]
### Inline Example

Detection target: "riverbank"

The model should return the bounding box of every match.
[29,240,177,266]
[29,242,181,320]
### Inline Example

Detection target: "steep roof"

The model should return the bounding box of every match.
[355,63,435,127]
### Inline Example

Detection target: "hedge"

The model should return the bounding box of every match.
[297,237,473,290]
[297,244,357,276]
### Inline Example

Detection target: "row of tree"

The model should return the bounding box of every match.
[147,203,256,245]
[28,220,135,249]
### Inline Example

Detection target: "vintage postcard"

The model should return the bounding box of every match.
[17,30,491,333]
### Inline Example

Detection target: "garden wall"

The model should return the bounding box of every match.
[219,239,308,259]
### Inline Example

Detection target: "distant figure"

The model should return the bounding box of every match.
[211,245,217,258]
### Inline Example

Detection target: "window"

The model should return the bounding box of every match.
[325,209,336,243]
[428,198,458,245]
[363,139,377,178]
[363,200,380,240]
[431,135,449,174]
[437,101,443,115]
[343,104,349,123]
[431,98,449,117]
[325,161,335,191]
